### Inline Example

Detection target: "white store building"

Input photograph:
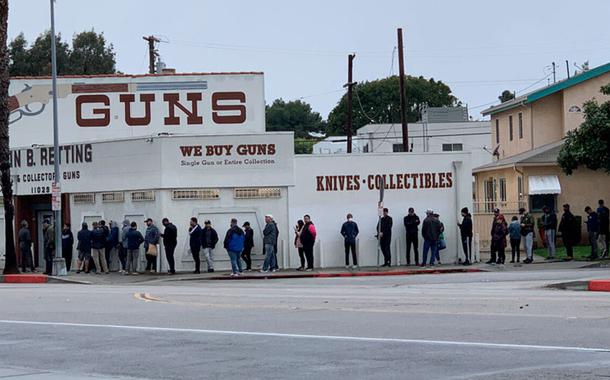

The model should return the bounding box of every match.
[1,72,476,271]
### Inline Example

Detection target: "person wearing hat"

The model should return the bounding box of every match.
[201,220,219,273]
[144,218,160,273]
[241,221,254,271]
[519,207,535,263]
[421,209,441,267]
[42,219,55,275]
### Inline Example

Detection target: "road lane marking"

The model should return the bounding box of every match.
[0,319,608,353]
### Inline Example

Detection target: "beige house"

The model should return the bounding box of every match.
[473,62,610,249]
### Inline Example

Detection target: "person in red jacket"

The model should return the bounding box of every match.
[299,215,317,271]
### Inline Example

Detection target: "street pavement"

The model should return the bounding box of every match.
[0,267,610,379]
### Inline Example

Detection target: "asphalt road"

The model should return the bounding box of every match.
[1,268,610,379]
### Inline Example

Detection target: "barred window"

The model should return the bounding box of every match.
[172,189,220,200]
[102,192,124,203]
[73,193,95,204]
[234,188,281,199]
[131,191,155,202]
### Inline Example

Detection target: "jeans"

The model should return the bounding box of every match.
[590,232,599,257]
[422,239,438,265]
[522,232,534,259]
[406,234,419,265]
[461,236,472,263]
[228,250,243,274]
[262,244,276,271]
[202,247,214,270]
[510,238,521,262]
[191,248,201,272]
[165,244,176,273]
[545,229,556,257]
[344,241,357,266]
[598,234,608,256]
[126,249,139,273]
[91,248,108,273]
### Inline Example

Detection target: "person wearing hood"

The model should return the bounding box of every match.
[261,215,278,273]
[61,223,74,272]
[224,218,245,276]
[18,220,35,273]
[489,214,508,265]
[458,207,473,265]
[76,222,92,274]
[125,221,144,275]
[119,219,131,273]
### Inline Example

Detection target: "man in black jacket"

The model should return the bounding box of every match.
[558,204,578,260]
[542,206,558,260]
[189,217,203,274]
[242,222,254,271]
[458,207,473,265]
[422,210,442,267]
[377,208,393,267]
[161,218,178,274]
[202,220,219,273]
[403,208,420,266]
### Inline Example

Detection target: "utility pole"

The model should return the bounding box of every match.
[397,28,408,152]
[566,60,570,79]
[552,62,556,83]
[345,53,356,153]
[143,35,160,74]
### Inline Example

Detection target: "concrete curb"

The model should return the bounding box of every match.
[548,279,610,292]
[206,267,484,281]
[0,274,91,285]
[588,280,610,292]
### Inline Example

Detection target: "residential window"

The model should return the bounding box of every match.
[392,144,404,152]
[442,143,463,152]
[517,176,524,209]
[509,115,513,141]
[529,194,557,213]
[483,178,497,212]
[518,113,523,139]
[499,178,507,202]
[495,119,499,144]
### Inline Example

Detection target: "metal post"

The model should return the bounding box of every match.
[346,54,355,153]
[50,0,66,276]
[397,28,408,152]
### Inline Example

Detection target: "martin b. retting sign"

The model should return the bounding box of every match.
[8,73,266,148]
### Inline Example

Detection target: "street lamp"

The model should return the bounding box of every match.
[50,0,66,276]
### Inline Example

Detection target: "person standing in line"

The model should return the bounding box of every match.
[224,218,245,277]
[403,208,420,266]
[585,206,600,260]
[76,222,92,274]
[300,215,317,271]
[124,221,144,275]
[434,213,445,265]
[261,215,279,273]
[519,208,535,264]
[272,221,280,271]
[541,206,558,260]
[294,220,305,271]
[90,221,109,274]
[189,217,203,274]
[201,220,219,273]
[490,214,508,265]
[42,219,55,275]
[18,220,35,273]
[144,218,160,273]
[558,204,577,261]
[421,210,441,267]
[241,222,254,271]
[99,220,111,265]
[508,216,521,263]
[341,213,359,269]
[161,218,178,274]
[458,207,473,265]
[377,208,393,267]
[61,223,74,272]
[119,219,130,274]
[597,199,609,258]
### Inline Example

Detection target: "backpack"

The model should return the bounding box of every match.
[228,232,245,252]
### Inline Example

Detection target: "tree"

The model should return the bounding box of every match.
[558,84,610,175]
[8,30,116,76]
[326,75,458,136]
[498,90,515,103]
[266,99,325,138]
[69,30,115,75]
[0,0,18,274]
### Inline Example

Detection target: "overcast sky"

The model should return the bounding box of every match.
[8,0,610,119]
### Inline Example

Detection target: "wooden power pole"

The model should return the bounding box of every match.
[346,53,356,153]
[143,35,160,74]
[397,28,408,152]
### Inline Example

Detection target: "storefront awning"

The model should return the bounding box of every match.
[528,175,561,195]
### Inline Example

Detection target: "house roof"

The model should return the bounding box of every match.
[473,140,563,173]
[481,62,610,116]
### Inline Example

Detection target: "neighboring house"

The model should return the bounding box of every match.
[311,136,360,154]
[473,62,610,249]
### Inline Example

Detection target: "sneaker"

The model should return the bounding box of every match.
[271,269,278,272]
[485,260,494,264]
[305,268,313,272]
[230,273,236,277]
[296,267,304,271]
[260,269,269,273]
[345,265,350,269]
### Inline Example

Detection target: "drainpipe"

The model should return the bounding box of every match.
[452,160,463,264]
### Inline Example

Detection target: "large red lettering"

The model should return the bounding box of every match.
[121,93,155,126]
[212,92,246,124]
[163,93,203,125]
[76,95,110,127]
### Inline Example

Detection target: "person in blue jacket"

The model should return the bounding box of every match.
[340,213,359,268]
